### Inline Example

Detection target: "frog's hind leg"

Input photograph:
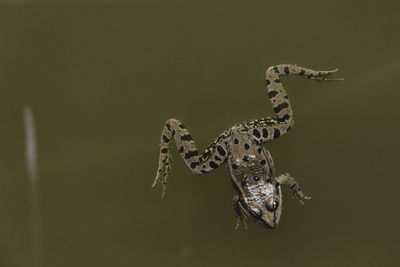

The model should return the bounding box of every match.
[266,64,342,124]
[153,118,230,198]
[245,64,342,144]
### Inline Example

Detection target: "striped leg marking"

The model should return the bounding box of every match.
[247,64,342,144]
[153,118,230,198]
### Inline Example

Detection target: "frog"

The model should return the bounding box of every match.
[152,64,342,229]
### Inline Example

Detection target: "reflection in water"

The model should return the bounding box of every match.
[24,106,43,267]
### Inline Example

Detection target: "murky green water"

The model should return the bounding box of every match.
[0,1,399,266]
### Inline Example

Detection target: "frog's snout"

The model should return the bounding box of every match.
[261,211,277,229]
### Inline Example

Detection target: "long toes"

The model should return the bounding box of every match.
[299,195,311,205]
[320,71,344,81]
[161,186,167,199]
[311,68,343,81]
[158,174,169,199]
[151,172,161,187]
[152,165,170,190]
[167,166,172,176]
[320,68,339,75]
[311,75,343,81]
[326,68,339,73]
[234,220,240,230]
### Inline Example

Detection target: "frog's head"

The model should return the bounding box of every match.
[243,184,283,229]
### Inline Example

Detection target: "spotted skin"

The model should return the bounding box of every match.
[153,64,342,228]
[247,64,342,144]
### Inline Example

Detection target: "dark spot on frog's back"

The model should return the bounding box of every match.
[253,129,261,138]
[161,148,168,153]
[244,143,250,150]
[262,128,268,138]
[260,160,266,165]
[273,129,281,139]
[232,164,238,169]
[234,138,239,144]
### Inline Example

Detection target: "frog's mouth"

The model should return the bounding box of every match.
[245,204,277,229]
[260,213,277,229]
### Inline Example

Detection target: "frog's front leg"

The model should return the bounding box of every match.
[276,173,311,204]
[232,195,247,230]
[153,118,229,198]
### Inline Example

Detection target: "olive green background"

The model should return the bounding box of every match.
[0,1,399,266]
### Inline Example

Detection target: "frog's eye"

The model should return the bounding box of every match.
[266,197,279,211]
[250,205,262,217]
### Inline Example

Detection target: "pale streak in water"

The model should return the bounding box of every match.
[24,106,43,267]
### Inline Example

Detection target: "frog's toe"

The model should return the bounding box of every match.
[310,68,343,81]
[299,195,311,205]
[292,190,311,205]
[152,162,172,198]
[234,217,247,230]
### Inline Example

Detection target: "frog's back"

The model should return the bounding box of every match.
[226,128,275,196]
